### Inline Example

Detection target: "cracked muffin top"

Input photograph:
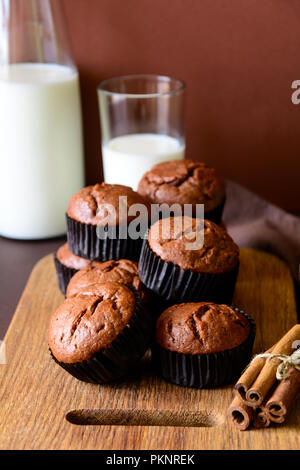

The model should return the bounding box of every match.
[156,302,250,354]
[137,159,225,213]
[56,242,99,270]
[48,282,136,363]
[66,259,147,301]
[67,183,150,226]
[148,216,239,273]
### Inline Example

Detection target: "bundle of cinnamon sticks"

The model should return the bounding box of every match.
[228,324,300,430]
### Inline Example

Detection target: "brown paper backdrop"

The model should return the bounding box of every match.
[62,0,300,210]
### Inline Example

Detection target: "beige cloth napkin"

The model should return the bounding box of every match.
[223,180,300,285]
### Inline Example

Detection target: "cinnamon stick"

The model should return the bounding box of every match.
[265,367,300,423]
[235,345,274,405]
[253,406,271,429]
[227,395,253,431]
[245,325,300,406]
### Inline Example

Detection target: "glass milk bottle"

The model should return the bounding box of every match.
[0,0,84,239]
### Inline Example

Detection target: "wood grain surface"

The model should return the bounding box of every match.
[0,248,299,450]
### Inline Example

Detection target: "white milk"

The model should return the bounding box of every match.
[0,63,84,239]
[102,133,185,190]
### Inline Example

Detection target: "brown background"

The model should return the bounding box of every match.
[62,0,300,211]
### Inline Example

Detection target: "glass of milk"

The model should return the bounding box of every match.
[98,74,186,190]
[0,0,84,239]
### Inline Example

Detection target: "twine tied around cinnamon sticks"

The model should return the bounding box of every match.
[228,324,300,431]
[250,348,300,381]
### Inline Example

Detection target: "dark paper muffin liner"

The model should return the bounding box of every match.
[54,254,78,295]
[66,214,144,262]
[49,291,154,384]
[205,197,226,225]
[147,292,172,319]
[152,308,256,389]
[138,239,239,304]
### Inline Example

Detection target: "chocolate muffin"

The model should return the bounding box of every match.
[66,183,150,262]
[153,302,255,388]
[139,216,239,303]
[137,160,226,224]
[48,282,153,383]
[54,242,100,295]
[66,258,148,302]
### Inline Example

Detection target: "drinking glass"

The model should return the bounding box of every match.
[98,74,185,190]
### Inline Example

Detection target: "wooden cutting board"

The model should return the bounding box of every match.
[0,248,299,450]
